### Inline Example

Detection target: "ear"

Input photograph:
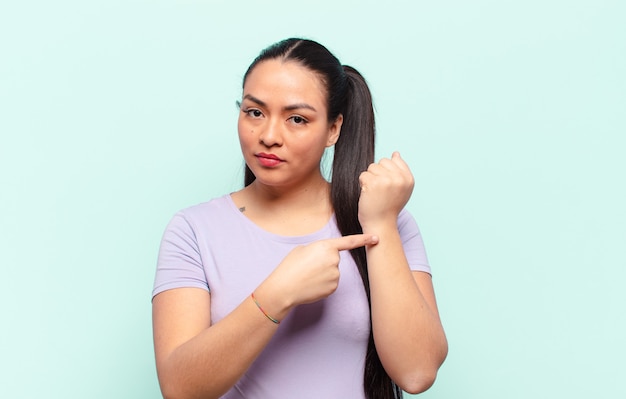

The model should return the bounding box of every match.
[326,114,343,147]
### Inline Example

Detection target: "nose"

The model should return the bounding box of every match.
[259,117,283,147]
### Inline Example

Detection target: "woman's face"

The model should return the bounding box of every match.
[238,59,342,190]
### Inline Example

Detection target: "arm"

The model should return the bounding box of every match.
[152,234,378,399]
[153,287,281,399]
[365,228,447,393]
[359,152,448,394]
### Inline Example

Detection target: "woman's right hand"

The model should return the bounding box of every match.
[259,234,379,315]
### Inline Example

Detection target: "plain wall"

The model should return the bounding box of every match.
[1,0,624,397]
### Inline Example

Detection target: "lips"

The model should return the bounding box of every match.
[255,152,284,167]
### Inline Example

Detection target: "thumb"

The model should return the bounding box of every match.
[328,234,379,251]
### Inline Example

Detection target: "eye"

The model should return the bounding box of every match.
[289,115,308,125]
[242,108,263,118]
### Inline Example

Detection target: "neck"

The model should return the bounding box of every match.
[248,175,331,212]
[232,172,333,236]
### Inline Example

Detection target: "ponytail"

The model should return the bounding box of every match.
[331,66,374,233]
[331,66,403,399]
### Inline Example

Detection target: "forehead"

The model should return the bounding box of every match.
[243,59,328,107]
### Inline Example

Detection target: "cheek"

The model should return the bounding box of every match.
[237,123,248,152]
[297,133,329,159]
[237,119,250,142]
[237,117,245,135]
[238,116,258,134]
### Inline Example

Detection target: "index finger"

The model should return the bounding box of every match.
[326,234,379,251]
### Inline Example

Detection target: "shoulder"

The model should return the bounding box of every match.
[173,195,236,224]
[161,195,240,240]
[178,195,233,217]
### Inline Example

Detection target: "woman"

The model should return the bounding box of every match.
[152,38,447,399]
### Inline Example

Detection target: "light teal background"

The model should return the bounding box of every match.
[1,1,624,398]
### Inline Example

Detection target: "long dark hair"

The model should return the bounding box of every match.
[242,38,401,399]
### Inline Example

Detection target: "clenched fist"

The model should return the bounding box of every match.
[358,152,414,230]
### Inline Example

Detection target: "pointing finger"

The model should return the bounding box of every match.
[327,234,379,251]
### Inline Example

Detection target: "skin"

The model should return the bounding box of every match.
[359,152,448,392]
[232,59,343,236]
[152,59,447,399]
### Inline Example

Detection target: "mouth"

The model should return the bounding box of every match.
[255,152,284,167]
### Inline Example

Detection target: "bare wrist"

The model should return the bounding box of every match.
[360,218,398,235]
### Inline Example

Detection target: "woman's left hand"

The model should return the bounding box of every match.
[358,151,414,230]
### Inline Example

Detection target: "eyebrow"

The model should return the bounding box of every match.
[243,94,317,112]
